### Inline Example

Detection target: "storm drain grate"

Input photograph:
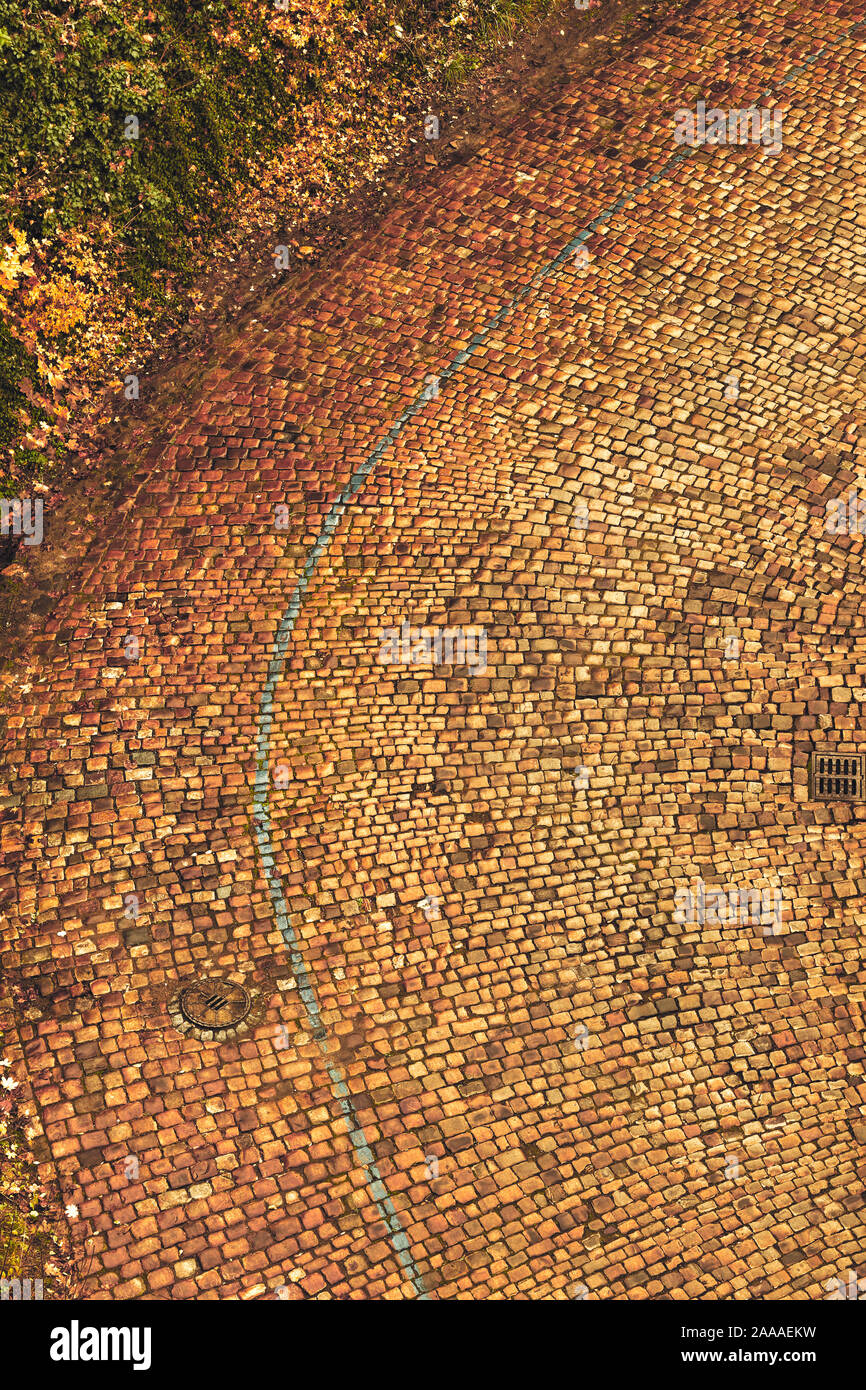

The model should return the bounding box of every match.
[176,980,251,1030]
[810,752,865,802]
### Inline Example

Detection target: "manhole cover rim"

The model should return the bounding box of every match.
[176,979,252,1029]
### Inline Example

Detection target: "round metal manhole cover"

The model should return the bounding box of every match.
[177,980,251,1030]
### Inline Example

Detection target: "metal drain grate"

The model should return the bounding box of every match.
[810,752,865,802]
[177,980,251,1030]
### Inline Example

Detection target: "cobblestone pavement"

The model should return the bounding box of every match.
[2,0,866,1300]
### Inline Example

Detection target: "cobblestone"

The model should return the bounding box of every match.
[2,0,866,1300]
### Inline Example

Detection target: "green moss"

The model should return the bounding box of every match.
[0,316,35,453]
[0,316,60,492]
[0,0,295,295]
